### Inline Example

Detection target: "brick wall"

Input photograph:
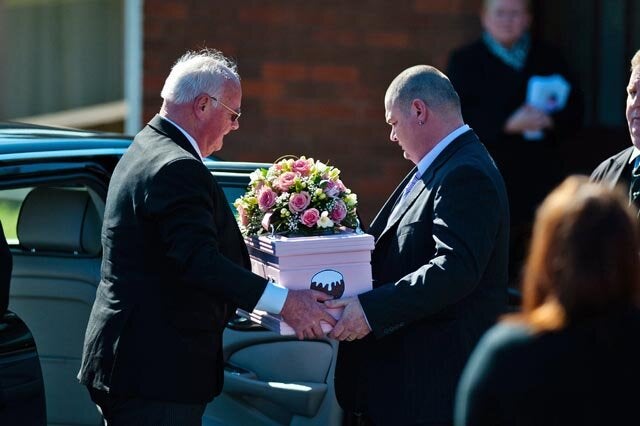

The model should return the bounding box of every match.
[143,0,483,224]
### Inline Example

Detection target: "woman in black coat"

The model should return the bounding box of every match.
[454,176,640,426]
[447,0,583,285]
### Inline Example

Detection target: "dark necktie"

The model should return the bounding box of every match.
[629,161,640,210]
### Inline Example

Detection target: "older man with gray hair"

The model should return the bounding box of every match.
[78,48,335,425]
[592,49,640,210]
[326,65,509,425]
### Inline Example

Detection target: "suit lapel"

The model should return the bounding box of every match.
[369,168,416,238]
[147,115,203,162]
[614,148,634,185]
[371,130,477,241]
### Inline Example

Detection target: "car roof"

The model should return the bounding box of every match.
[0,121,132,159]
[0,121,271,171]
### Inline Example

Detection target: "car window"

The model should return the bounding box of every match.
[0,186,98,246]
[221,186,245,216]
[210,170,253,218]
[0,188,32,244]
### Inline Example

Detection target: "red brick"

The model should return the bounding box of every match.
[414,0,464,14]
[311,30,359,48]
[238,5,338,27]
[142,1,487,220]
[263,100,358,121]
[365,31,410,49]
[262,63,309,81]
[310,66,360,84]
[241,80,285,99]
[144,74,166,94]
[145,2,189,20]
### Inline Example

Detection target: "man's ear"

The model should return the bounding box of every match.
[194,94,210,116]
[412,99,428,124]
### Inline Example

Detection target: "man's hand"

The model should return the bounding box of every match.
[280,290,337,340]
[325,297,371,341]
[504,105,553,134]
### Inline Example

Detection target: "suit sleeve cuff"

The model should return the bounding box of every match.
[254,281,289,314]
[357,294,373,332]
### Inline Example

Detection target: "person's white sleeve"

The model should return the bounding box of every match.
[254,281,289,314]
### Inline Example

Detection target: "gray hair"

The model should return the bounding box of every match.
[631,49,640,72]
[385,65,461,117]
[160,48,240,104]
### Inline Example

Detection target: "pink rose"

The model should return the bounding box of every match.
[276,172,297,192]
[330,199,347,222]
[258,188,277,211]
[300,208,320,227]
[292,158,312,176]
[288,191,311,213]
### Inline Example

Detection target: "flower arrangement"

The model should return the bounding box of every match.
[234,156,359,236]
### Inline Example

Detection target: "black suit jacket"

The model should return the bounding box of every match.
[335,130,509,425]
[78,116,267,403]
[447,39,582,225]
[590,146,634,191]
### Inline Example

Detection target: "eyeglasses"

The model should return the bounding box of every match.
[208,95,241,122]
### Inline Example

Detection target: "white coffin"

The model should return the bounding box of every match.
[238,232,374,335]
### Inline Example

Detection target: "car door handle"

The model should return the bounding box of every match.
[223,370,328,418]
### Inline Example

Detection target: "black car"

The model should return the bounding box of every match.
[0,122,344,426]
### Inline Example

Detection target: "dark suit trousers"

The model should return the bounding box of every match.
[88,387,205,426]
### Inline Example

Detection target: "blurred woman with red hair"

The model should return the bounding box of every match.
[455,175,640,426]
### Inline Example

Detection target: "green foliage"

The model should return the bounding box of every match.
[0,199,21,241]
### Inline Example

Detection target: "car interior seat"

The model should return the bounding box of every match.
[10,186,103,426]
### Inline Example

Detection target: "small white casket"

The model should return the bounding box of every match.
[237,232,374,335]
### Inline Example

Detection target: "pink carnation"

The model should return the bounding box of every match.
[276,172,297,192]
[237,204,249,226]
[292,158,312,176]
[300,208,320,227]
[258,188,277,212]
[330,199,347,222]
[288,191,311,213]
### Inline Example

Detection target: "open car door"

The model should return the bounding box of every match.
[203,164,344,425]
[0,311,46,425]
[1,221,46,425]
[203,321,342,426]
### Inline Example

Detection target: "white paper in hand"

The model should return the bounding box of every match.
[526,74,571,113]
[524,74,571,140]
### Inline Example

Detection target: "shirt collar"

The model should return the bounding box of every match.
[415,124,470,177]
[160,116,204,159]
[629,147,640,166]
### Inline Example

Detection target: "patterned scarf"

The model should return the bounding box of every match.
[482,31,530,70]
